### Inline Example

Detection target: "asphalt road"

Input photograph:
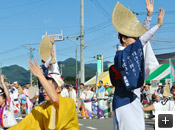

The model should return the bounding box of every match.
[79,118,155,130]
[0,115,155,130]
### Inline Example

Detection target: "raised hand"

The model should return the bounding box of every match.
[50,36,55,45]
[0,74,4,84]
[146,0,154,17]
[28,58,43,78]
[158,8,165,27]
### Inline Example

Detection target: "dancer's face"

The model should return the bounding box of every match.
[42,79,61,102]
[122,37,138,47]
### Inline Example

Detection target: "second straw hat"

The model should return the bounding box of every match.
[112,2,147,38]
[39,36,56,64]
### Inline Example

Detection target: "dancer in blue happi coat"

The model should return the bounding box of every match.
[110,0,165,130]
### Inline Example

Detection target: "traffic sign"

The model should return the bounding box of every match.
[42,34,64,41]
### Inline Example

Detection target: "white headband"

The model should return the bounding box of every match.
[47,74,64,87]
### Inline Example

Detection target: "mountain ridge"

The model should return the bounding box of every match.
[1,58,112,85]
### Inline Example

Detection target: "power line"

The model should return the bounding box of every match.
[151,40,175,43]
[1,53,29,62]
[153,47,175,51]
[85,19,111,34]
[103,0,113,12]
[0,0,44,9]
[90,0,111,18]
[0,0,50,20]
[0,45,23,55]
[86,31,116,45]
[133,10,175,15]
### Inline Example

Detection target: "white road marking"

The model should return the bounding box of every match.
[79,123,84,126]
[86,126,97,129]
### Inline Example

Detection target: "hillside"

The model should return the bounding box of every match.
[2,65,30,85]
[60,58,111,78]
[1,58,112,85]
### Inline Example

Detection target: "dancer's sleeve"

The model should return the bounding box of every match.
[114,40,145,90]
[70,100,79,130]
[153,100,169,111]
[8,105,44,130]
[44,56,52,68]
[143,16,152,30]
[49,44,61,75]
[140,25,159,46]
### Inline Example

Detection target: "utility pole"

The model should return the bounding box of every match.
[24,44,35,87]
[0,62,2,76]
[75,48,78,88]
[80,0,85,83]
[102,55,104,73]
[60,64,64,75]
[76,48,78,79]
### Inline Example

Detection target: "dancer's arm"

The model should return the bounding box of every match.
[1,74,10,104]
[44,47,54,68]
[49,36,61,75]
[143,104,155,111]
[143,0,154,29]
[29,58,59,107]
[44,57,52,68]
[140,8,165,46]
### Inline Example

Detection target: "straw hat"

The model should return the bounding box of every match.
[39,36,56,64]
[18,88,23,94]
[112,2,147,37]
[163,83,172,97]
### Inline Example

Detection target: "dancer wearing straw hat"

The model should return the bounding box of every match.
[9,59,79,130]
[38,36,61,104]
[109,0,165,129]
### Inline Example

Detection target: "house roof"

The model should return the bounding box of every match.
[156,52,175,64]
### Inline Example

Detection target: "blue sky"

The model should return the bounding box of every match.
[0,0,174,70]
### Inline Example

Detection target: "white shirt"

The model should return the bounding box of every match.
[84,91,94,100]
[80,91,86,100]
[1,101,17,128]
[69,89,77,104]
[44,44,60,75]
[10,87,19,101]
[154,97,175,111]
[61,88,69,97]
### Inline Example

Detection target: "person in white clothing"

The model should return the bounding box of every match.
[10,82,22,119]
[110,0,165,130]
[61,85,69,97]
[82,85,94,119]
[0,75,17,129]
[39,36,61,104]
[69,84,77,106]
[47,37,61,75]
[143,85,175,111]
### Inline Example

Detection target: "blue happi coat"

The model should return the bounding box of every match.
[110,39,144,110]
